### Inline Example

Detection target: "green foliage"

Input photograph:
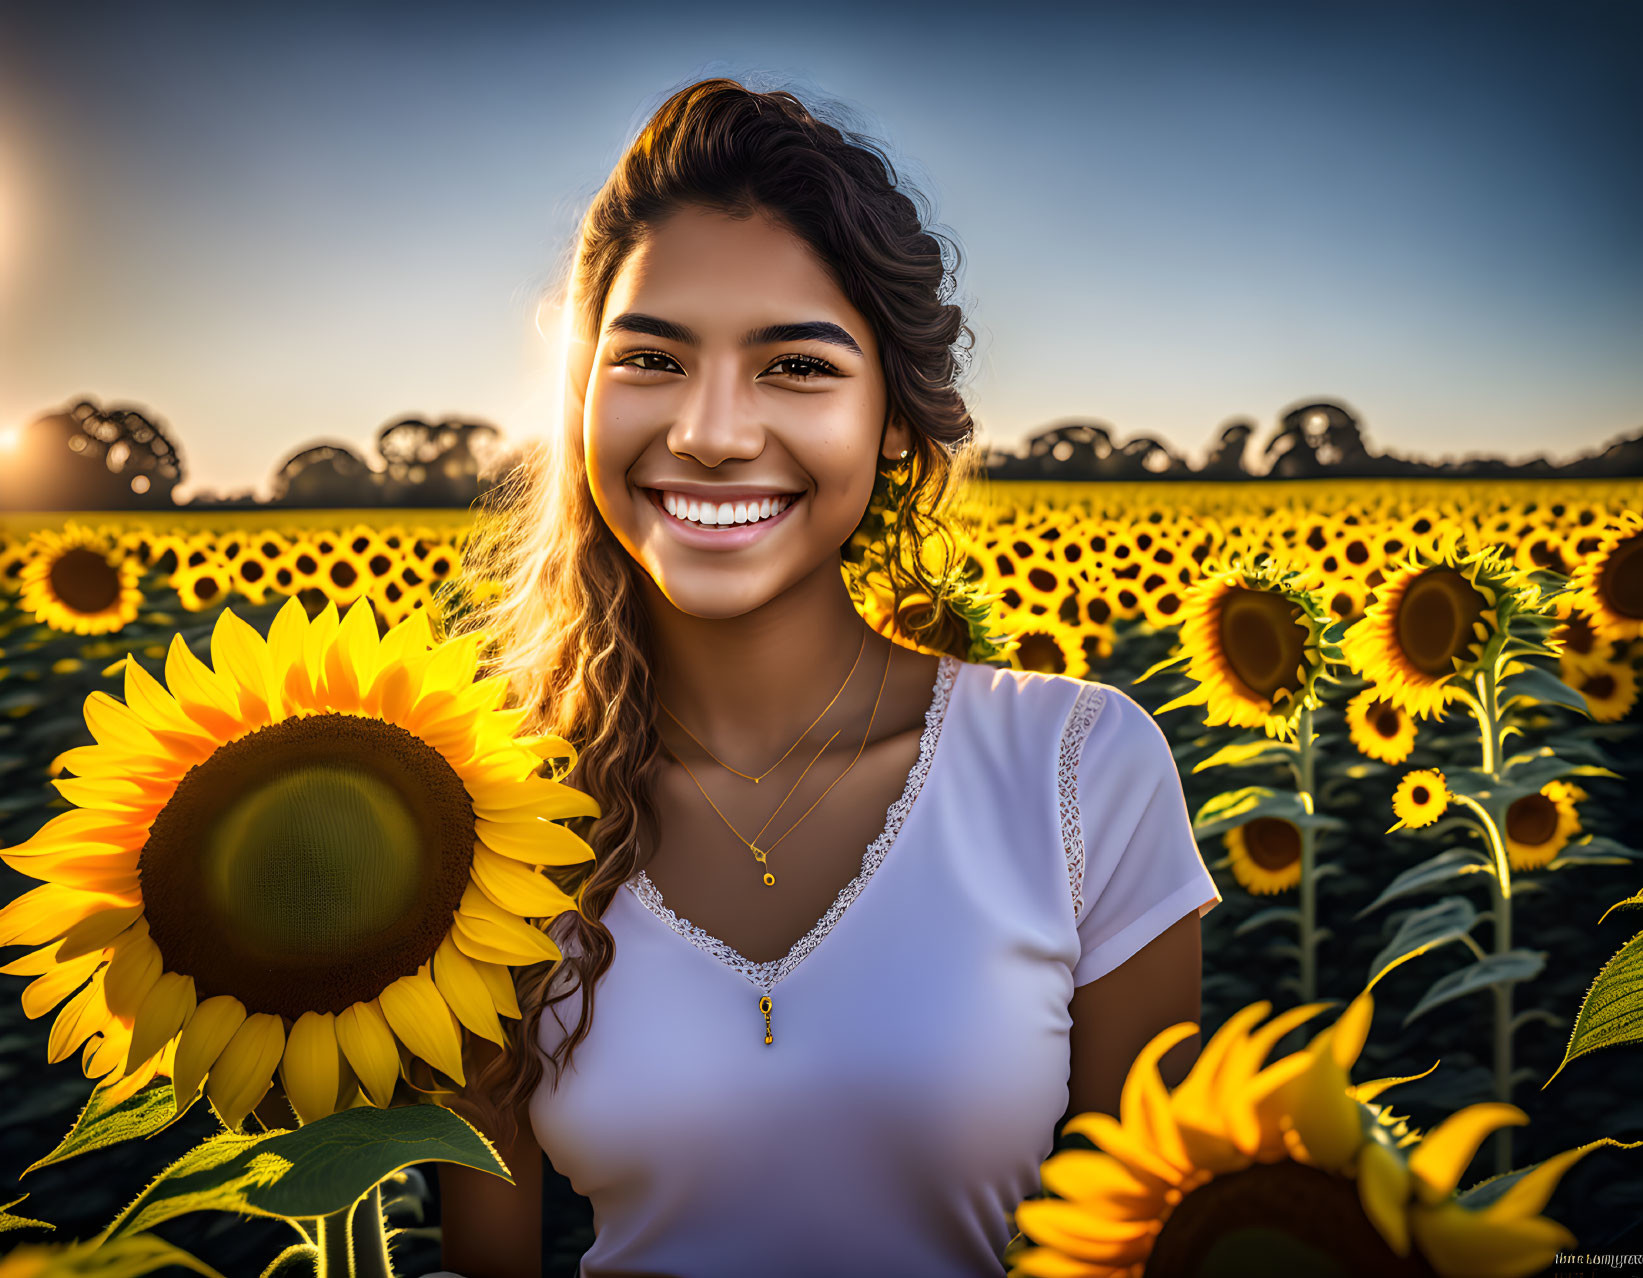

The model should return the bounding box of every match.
[99,1102,507,1245]
[1405,950,1548,1026]
[1355,848,1495,919]
[1367,896,1481,988]
[24,1078,188,1177]
[1549,929,1643,1085]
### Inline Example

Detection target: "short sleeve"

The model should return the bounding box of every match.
[1068,685,1221,987]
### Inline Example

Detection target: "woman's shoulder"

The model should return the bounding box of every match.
[953,661,1166,770]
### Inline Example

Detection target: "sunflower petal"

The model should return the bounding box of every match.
[172,995,247,1109]
[335,998,401,1109]
[1355,1139,1412,1257]
[1407,1103,1528,1205]
[124,971,196,1075]
[56,903,145,961]
[210,607,276,725]
[48,974,113,1064]
[1409,1201,1574,1278]
[207,1012,287,1132]
[100,921,163,1019]
[471,957,522,1019]
[475,817,597,866]
[470,844,579,918]
[281,1010,342,1125]
[21,947,105,1020]
[0,883,139,948]
[432,934,506,1047]
[378,963,466,1086]
[165,633,241,736]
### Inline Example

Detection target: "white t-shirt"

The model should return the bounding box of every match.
[524,654,1222,1278]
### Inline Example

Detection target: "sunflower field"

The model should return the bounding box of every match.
[1,477,1642,1277]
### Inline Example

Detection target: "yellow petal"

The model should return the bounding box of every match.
[0,938,72,976]
[100,921,163,1019]
[432,933,506,1047]
[377,964,466,1086]
[172,995,247,1108]
[1038,1149,1161,1215]
[56,902,145,960]
[1,807,140,856]
[206,1012,287,1132]
[210,607,276,724]
[457,881,562,963]
[1354,1139,1411,1258]
[82,690,163,756]
[472,956,522,1020]
[335,998,401,1109]
[164,633,241,737]
[452,914,553,967]
[422,630,481,694]
[1118,1021,1197,1176]
[99,1048,164,1106]
[48,973,112,1064]
[470,844,579,918]
[472,779,602,825]
[1011,1199,1158,1265]
[0,882,138,948]
[1058,1111,1182,1189]
[281,1010,342,1125]
[21,947,104,1020]
[124,971,196,1075]
[474,817,597,866]
[1409,1200,1574,1278]
[1284,1033,1364,1172]
[1483,1137,1615,1222]
[1330,990,1374,1071]
[123,654,215,744]
[1407,1103,1528,1206]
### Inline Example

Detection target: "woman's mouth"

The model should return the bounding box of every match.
[643,487,804,550]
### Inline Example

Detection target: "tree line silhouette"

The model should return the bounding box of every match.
[0,397,1637,512]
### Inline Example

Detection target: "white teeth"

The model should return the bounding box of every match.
[659,491,793,528]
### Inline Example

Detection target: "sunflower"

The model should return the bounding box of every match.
[1566,653,1639,722]
[1006,990,1603,1278]
[18,525,144,636]
[1341,533,1539,721]
[1012,624,1082,678]
[1224,817,1302,894]
[1345,687,1418,765]
[0,597,598,1131]
[1548,597,1613,674]
[1144,553,1338,741]
[1570,509,1643,644]
[1504,780,1583,872]
[1390,769,1450,832]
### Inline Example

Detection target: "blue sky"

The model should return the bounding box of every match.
[0,0,1638,500]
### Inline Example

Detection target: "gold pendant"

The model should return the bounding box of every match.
[760,994,773,1045]
[752,844,775,887]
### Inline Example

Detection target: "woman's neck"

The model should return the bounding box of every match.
[639,559,890,763]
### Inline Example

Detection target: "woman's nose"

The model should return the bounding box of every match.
[665,364,765,467]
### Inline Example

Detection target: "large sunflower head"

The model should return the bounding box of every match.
[18,524,144,636]
[1570,509,1643,645]
[1341,532,1552,721]
[1006,991,1606,1278]
[0,597,598,1131]
[1144,553,1341,742]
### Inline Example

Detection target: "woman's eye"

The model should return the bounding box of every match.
[767,355,838,380]
[616,351,682,374]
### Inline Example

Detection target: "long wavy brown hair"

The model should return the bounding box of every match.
[447,76,989,1149]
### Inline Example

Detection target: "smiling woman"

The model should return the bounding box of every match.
[433,77,1217,1278]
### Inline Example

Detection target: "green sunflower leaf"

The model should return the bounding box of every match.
[1404,950,1547,1026]
[1498,663,1593,716]
[1234,906,1302,938]
[1355,848,1495,920]
[1599,889,1643,923]
[23,1077,189,1177]
[1547,837,1643,871]
[1368,896,1481,989]
[1547,929,1643,1086]
[1458,1137,1643,1209]
[99,1101,507,1244]
[0,1192,54,1233]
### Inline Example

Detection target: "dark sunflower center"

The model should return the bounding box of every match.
[1016,631,1065,674]
[1584,673,1617,701]
[1558,612,1597,656]
[1371,702,1402,738]
[1599,532,1643,619]
[1216,587,1310,701]
[1243,817,1301,871]
[1507,793,1559,846]
[1394,568,1488,678]
[48,546,121,614]
[1410,785,1431,806]
[1145,1160,1438,1278]
[139,713,477,1019]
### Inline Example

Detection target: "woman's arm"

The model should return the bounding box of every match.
[438,1039,544,1278]
[1066,909,1203,1120]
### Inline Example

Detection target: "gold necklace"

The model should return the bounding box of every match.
[657,629,868,784]
[665,640,893,889]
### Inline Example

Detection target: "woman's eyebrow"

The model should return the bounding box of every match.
[604,312,863,356]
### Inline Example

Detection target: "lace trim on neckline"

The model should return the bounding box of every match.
[625,652,961,991]
[1059,681,1109,920]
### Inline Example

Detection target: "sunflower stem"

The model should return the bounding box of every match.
[316,1202,354,1278]
[350,1181,395,1278]
[1295,702,1318,1004]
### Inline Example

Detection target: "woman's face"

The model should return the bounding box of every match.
[582,204,910,621]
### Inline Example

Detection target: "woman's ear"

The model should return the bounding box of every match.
[880,415,913,464]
